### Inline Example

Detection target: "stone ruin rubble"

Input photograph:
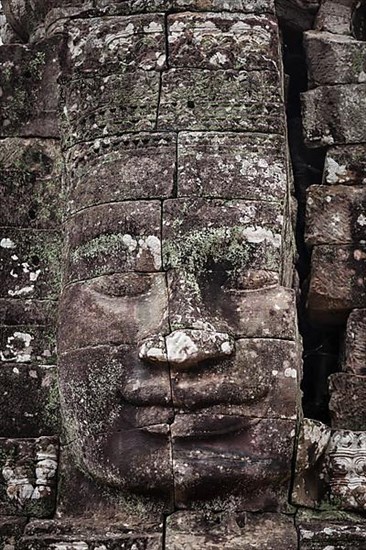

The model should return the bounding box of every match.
[0,0,365,548]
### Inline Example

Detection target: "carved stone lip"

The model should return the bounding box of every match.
[170,414,255,440]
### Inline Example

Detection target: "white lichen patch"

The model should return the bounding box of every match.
[166,329,233,367]
[0,238,16,248]
[325,157,348,184]
[0,332,34,363]
[242,226,281,247]
[8,285,34,297]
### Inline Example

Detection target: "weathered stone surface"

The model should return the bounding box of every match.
[168,13,279,71]
[302,84,366,146]
[171,414,295,510]
[324,145,366,185]
[343,308,366,375]
[292,418,331,508]
[163,198,283,278]
[19,519,162,549]
[0,38,60,137]
[0,436,58,517]
[297,510,366,550]
[70,425,173,503]
[59,273,169,353]
[315,0,354,35]
[304,31,366,86]
[305,185,366,245]
[0,230,62,299]
[61,70,160,147]
[177,132,288,201]
[0,138,62,229]
[96,0,276,16]
[166,511,298,549]
[64,201,162,284]
[0,298,56,326]
[0,516,26,548]
[65,133,176,214]
[65,14,166,76]
[276,0,319,31]
[307,245,366,324]
[59,344,172,438]
[171,338,300,419]
[326,430,366,511]
[329,373,366,430]
[0,364,59,437]
[158,69,284,133]
[166,328,234,368]
[0,325,56,364]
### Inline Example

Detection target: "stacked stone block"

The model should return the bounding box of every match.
[0,30,62,546]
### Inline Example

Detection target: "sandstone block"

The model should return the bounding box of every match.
[292,418,331,508]
[305,185,366,245]
[0,38,60,137]
[59,344,172,439]
[329,372,366,430]
[177,132,288,202]
[297,510,366,549]
[171,414,296,510]
[65,133,176,215]
[166,511,297,549]
[0,325,56,365]
[304,31,366,86]
[326,430,366,511]
[64,201,162,284]
[168,13,279,71]
[343,308,366,375]
[65,14,166,76]
[0,364,59,437]
[307,245,366,324]
[0,138,62,229]
[58,273,169,352]
[61,70,160,147]
[0,436,58,517]
[0,229,62,300]
[171,338,300,419]
[324,145,366,185]
[302,83,366,146]
[315,0,354,35]
[158,69,284,133]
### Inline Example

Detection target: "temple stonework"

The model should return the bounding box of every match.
[0,0,365,548]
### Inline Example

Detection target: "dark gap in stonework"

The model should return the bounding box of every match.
[281,24,341,424]
[352,0,366,41]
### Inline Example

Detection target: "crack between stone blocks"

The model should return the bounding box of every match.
[155,72,163,132]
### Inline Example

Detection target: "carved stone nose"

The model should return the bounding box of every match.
[166,329,234,368]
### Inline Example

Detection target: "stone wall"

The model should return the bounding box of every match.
[0,0,365,548]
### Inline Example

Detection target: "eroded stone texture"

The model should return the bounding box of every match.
[276,0,319,31]
[65,133,176,215]
[19,519,162,549]
[0,436,58,517]
[62,70,160,147]
[292,418,331,508]
[297,510,366,550]
[177,132,288,201]
[0,325,56,364]
[171,338,300,419]
[167,13,279,71]
[305,185,366,245]
[63,201,162,284]
[171,415,296,510]
[324,145,366,185]
[315,0,355,35]
[166,510,298,549]
[65,14,166,76]
[58,273,169,353]
[0,37,60,137]
[96,0,276,16]
[326,430,366,511]
[0,138,62,229]
[158,69,283,133]
[307,245,366,324]
[0,229,62,299]
[329,373,366,430]
[0,365,59,437]
[343,309,366,375]
[0,516,26,548]
[59,345,172,437]
[302,84,366,147]
[304,31,366,86]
